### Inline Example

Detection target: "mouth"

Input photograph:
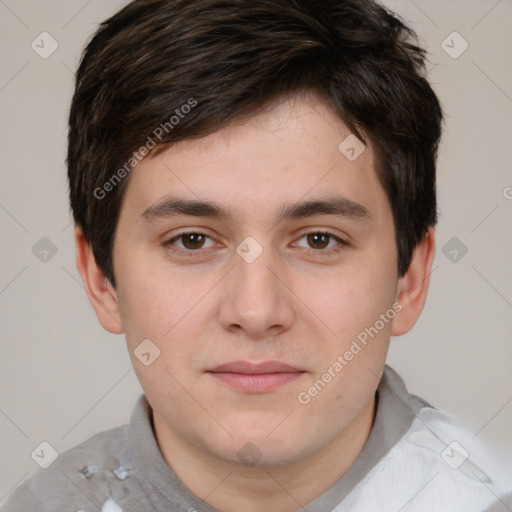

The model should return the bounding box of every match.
[207,361,306,393]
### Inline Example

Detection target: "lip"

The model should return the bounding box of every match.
[209,361,303,374]
[207,361,305,393]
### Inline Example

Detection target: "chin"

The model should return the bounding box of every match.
[207,428,314,468]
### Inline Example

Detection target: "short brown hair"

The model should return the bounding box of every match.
[67,0,443,286]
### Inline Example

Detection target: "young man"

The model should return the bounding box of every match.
[3,0,510,511]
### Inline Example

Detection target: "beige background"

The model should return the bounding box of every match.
[1,0,511,502]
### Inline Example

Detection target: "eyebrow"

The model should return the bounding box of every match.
[276,196,371,222]
[140,196,371,224]
[140,197,231,222]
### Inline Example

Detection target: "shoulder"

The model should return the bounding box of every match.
[1,424,139,512]
[343,397,512,511]
[399,408,511,509]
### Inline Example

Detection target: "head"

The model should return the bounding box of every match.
[70,0,441,468]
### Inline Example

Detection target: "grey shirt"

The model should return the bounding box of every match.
[2,366,508,511]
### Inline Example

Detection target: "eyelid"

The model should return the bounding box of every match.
[163,231,220,253]
[291,229,348,252]
[162,228,348,256]
[171,233,216,249]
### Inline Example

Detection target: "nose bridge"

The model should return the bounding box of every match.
[218,241,294,337]
[237,250,276,301]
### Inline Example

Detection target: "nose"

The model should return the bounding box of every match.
[218,247,295,340]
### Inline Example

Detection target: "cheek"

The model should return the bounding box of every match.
[115,264,219,390]
[116,280,171,343]
[114,280,184,371]
[300,251,397,412]
[115,254,207,339]
[117,271,203,405]
[301,257,398,342]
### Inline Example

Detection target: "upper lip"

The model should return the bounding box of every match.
[208,361,303,374]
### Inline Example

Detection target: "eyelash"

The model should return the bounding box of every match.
[163,230,347,257]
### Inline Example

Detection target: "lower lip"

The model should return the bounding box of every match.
[209,372,304,393]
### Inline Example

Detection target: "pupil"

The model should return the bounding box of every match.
[183,233,205,249]
[308,233,329,249]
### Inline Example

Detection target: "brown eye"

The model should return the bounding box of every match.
[166,232,216,252]
[294,231,346,253]
[180,233,207,250]
[306,233,331,249]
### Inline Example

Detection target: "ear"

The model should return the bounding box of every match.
[74,227,124,334]
[391,227,435,336]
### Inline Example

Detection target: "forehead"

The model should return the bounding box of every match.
[119,95,389,223]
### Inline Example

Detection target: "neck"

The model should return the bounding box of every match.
[153,397,376,512]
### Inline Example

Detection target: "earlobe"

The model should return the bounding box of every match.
[391,228,436,337]
[74,227,124,334]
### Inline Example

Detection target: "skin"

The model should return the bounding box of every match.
[76,94,435,512]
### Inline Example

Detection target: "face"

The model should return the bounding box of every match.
[110,95,400,467]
